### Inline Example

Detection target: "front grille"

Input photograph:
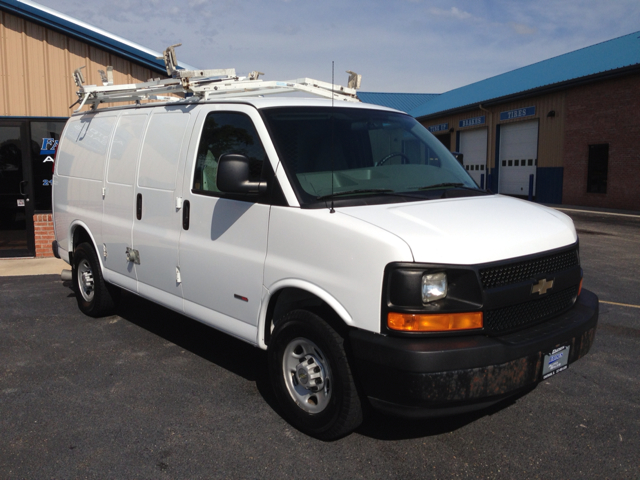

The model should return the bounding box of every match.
[479,248,579,289]
[485,286,579,334]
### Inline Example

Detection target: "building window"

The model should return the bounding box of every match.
[587,144,609,193]
[30,121,66,211]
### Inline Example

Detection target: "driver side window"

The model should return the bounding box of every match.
[192,112,267,194]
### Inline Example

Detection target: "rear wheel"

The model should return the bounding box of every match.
[72,242,118,317]
[268,309,363,440]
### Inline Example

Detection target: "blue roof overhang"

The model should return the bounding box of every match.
[410,31,640,121]
[413,63,640,122]
[0,0,177,75]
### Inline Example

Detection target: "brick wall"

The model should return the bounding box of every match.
[562,73,640,210]
[34,214,55,258]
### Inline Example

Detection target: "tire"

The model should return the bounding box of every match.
[268,309,363,440]
[72,242,118,317]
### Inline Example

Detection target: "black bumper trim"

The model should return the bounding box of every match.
[51,240,60,259]
[349,289,598,415]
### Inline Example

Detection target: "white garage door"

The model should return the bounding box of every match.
[459,128,487,187]
[499,120,538,195]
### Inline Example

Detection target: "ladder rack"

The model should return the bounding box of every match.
[71,44,362,112]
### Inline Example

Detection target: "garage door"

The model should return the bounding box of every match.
[499,120,538,195]
[459,128,487,187]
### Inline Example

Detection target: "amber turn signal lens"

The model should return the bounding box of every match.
[388,311,483,332]
[578,278,583,297]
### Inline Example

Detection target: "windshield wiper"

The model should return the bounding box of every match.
[417,182,479,191]
[317,188,394,200]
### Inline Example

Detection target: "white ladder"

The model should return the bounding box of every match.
[71,44,362,112]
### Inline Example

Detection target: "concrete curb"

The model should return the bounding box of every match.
[0,257,68,277]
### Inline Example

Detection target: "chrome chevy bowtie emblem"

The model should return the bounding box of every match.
[532,278,554,295]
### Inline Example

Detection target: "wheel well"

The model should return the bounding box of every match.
[264,287,347,345]
[70,226,94,266]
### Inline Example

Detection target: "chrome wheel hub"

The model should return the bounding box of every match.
[283,338,331,414]
[77,260,95,302]
[295,355,326,391]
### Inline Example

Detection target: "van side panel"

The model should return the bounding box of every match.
[54,114,118,254]
[56,115,115,180]
[263,207,414,335]
[137,111,188,190]
[102,112,150,292]
[132,108,193,311]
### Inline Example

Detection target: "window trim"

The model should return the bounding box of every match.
[189,109,286,206]
[191,110,267,198]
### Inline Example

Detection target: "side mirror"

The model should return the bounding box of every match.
[217,154,267,194]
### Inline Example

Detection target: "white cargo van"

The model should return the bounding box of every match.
[52,67,598,440]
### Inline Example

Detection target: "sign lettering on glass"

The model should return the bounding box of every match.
[40,138,59,155]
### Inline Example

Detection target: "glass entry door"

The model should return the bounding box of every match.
[0,122,34,257]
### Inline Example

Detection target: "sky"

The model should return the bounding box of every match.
[33,0,640,93]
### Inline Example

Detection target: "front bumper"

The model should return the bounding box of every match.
[349,289,598,418]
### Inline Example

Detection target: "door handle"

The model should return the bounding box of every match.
[19,180,28,196]
[182,200,190,230]
[136,193,142,220]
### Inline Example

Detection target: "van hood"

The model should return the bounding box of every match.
[339,195,577,265]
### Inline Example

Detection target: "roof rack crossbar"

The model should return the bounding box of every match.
[72,45,361,111]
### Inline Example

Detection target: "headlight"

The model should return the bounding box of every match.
[384,263,483,334]
[422,272,447,304]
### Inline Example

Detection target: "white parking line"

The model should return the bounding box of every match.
[554,207,640,219]
[600,300,640,309]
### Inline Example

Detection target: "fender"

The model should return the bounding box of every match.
[256,278,355,350]
[68,220,104,272]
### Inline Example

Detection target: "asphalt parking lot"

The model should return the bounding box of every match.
[1,208,639,479]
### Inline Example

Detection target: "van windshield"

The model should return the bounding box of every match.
[261,107,482,207]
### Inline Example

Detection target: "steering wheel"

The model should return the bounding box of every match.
[375,152,411,166]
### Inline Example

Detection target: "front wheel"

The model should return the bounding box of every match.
[72,242,118,317]
[268,310,363,440]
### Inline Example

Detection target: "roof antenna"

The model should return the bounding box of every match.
[330,60,335,214]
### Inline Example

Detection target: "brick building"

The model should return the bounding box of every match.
[562,74,640,209]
